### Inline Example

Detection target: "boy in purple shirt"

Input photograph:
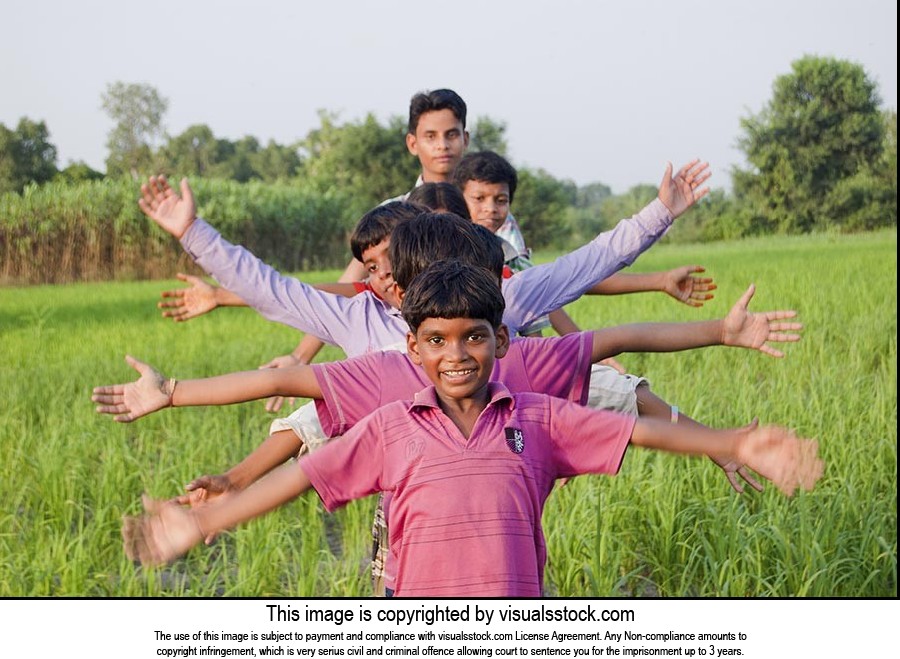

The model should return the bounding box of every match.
[121,261,822,597]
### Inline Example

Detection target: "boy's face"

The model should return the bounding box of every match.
[462,180,510,234]
[407,317,509,403]
[361,238,402,309]
[406,109,469,182]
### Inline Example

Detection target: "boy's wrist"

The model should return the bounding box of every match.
[164,377,178,407]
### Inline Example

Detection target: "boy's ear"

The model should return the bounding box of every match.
[406,132,419,157]
[406,331,422,365]
[463,129,470,149]
[494,324,510,359]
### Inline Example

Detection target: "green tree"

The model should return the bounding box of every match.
[512,167,576,249]
[469,116,509,156]
[733,56,885,233]
[102,82,168,178]
[298,111,419,220]
[55,161,104,184]
[157,124,228,178]
[0,117,58,193]
[250,139,302,182]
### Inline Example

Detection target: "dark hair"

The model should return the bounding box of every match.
[408,89,467,135]
[390,212,505,291]
[350,201,426,262]
[451,151,518,203]
[407,183,471,219]
[402,260,505,333]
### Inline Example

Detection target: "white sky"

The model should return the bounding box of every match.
[1,0,896,193]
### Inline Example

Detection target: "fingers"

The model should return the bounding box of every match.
[92,385,124,398]
[737,466,765,493]
[768,330,802,342]
[757,345,785,359]
[764,309,799,321]
[139,175,168,208]
[93,401,127,414]
[676,159,700,178]
[660,161,674,186]
[125,354,150,376]
[798,440,824,492]
[179,178,194,205]
[725,471,745,494]
[159,290,186,300]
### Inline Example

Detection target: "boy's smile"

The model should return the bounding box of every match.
[407,317,509,404]
[462,180,510,234]
[406,109,469,182]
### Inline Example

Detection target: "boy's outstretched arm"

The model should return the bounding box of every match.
[92,355,323,422]
[629,417,822,497]
[503,159,711,330]
[589,284,802,362]
[124,461,313,566]
[587,266,717,308]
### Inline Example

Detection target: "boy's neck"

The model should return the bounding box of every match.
[435,387,490,440]
[420,170,449,184]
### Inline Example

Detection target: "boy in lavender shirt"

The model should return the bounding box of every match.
[121,261,822,597]
[137,154,708,353]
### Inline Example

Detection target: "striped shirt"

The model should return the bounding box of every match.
[300,383,635,597]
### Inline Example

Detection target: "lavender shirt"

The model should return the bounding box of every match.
[180,199,672,357]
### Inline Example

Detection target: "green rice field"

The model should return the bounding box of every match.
[0,230,895,597]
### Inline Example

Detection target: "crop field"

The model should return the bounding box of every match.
[0,230,895,597]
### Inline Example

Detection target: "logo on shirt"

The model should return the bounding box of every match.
[505,427,525,454]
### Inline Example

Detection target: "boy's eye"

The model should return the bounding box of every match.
[427,336,444,346]
[467,333,485,343]
[367,264,378,273]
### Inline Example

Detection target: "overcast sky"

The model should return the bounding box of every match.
[1,0,895,193]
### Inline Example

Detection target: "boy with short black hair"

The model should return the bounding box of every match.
[121,261,822,597]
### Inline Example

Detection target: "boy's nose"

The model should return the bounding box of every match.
[444,341,469,363]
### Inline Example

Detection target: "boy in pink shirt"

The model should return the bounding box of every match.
[122,261,822,597]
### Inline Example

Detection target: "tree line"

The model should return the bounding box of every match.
[1,56,895,284]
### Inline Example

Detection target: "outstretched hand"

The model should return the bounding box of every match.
[92,355,172,422]
[709,418,765,494]
[122,494,205,566]
[663,265,717,307]
[159,273,218,322]
[138,175,196,239]
[657,159,711,219]
[169,474,236,544]
[722,284,803,357]
[734,425,823,497]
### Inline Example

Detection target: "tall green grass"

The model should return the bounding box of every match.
[0,231,895,596]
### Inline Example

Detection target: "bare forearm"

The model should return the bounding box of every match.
[226,430,305,490]
[195,462,312,536]
[548,309,580,335]
[172,367,322,407]
[592,320,723,361]
[339,258,367,283]
[587,272,664,295]
[631,417,735,463]
[215,287,248,307]
[291,334,326,363]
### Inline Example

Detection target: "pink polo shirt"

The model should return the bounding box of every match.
[314,332,594,438]
[299,383,635,597]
